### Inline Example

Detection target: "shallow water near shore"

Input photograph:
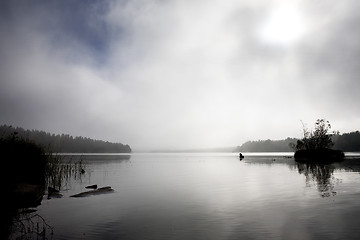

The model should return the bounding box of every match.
[26,153,360,239]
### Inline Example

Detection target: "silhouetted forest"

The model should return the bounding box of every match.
[236,132,360,152]
[0,125,131,153]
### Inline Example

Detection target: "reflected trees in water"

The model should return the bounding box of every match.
[296,162,339,198]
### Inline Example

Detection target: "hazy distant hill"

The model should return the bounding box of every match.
[149,147,237,153]
[0,125,131,153]
[235,138,297,152]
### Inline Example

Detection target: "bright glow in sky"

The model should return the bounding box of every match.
[258,6,307,45]
[0,0,359,151]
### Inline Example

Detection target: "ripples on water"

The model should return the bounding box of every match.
[14,153,360,239]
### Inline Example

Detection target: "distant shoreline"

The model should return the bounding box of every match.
[2,125,359,154]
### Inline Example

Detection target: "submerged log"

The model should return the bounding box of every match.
[70,186,114,198]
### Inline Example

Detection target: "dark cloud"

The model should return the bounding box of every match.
[0,0,111,65]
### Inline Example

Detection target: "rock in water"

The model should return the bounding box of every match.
[47,187,63,199]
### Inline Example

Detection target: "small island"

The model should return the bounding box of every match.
[293,119,344,162]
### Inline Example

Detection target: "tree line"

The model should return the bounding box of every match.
[0,125,131,153]
[236,131,360,152]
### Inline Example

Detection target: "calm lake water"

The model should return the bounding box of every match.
[26,153,360,239]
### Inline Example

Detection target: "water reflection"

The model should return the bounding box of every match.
[61,154,131,165]
[243,155,360,198]
[296,162,337,197]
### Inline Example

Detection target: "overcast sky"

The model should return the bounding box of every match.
[1,0,359,151]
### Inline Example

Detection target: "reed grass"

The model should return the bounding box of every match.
[45,154,86,190]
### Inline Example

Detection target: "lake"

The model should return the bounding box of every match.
[15,153,360,239]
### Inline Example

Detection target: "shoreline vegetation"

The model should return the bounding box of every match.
[1,132,88,239]
[1,133,86,206]
[1,124,132,209]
